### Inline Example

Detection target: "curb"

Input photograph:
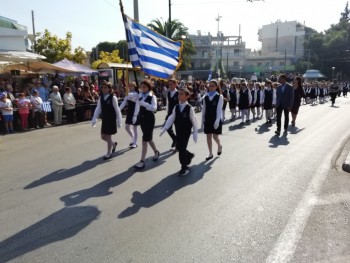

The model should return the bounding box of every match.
[342,152,350,173]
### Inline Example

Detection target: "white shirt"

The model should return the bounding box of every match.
[201,92,224,125]
[162,101,198,137]
[92,94,122,127]
[0,98,13,115]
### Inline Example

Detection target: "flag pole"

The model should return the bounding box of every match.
[119,0,139,87]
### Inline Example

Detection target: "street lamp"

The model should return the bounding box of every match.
[269,66,272,77]
[332,66,335,80]
[239,66,242,78]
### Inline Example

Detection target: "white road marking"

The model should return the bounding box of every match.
[265,141,343,263]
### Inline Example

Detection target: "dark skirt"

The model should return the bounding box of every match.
[101,119,117,135]
[140,114,155,141]
[204,120,222,135]
[291,103,301,115]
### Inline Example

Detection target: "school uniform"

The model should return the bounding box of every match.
[222,87,229,121]
[92,94,122,135]
[119,92,139,125]
[166,89,179,146]
[228,88,237,120]
[255,88,263,118]
[162,102,198,171]
[138,92,157,141]
[201,92,223,134]
[237,88,252,123]
[261,87,276,123]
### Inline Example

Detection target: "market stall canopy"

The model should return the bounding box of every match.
[302,69,326,79]
[0,50,46,63]
[53,58,98,74]
[97,62,134,69]
[4,60,77,74]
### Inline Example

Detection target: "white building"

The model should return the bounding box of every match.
[0,15,44,64]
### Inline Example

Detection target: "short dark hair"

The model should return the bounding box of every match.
[140,79,153,90]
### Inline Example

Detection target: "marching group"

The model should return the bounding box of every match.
[91,75,348,176]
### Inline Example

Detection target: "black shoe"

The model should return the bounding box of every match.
[112,142,117,153]
[129,144,137,149]
[275,130,280,136]
[153,150,160,161]
[171,140,176,148]
[187,153,195,165]
[206,154,213,161]
[103,154,112,160]
[217,145,222,156]
[283,129,288,134]
[134,161,145,169]
[129,143,134,147]
[178,167,189,176]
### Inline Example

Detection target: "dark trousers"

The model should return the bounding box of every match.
[66,109,75,123]
[176,131,192,169]
[276,105,289,131]
[330,93,337,105]
[165,115,177,143]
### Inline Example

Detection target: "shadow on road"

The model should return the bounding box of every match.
[228,123,246,131]
[24,149,130,190]
[60,167,136,206]
[117,159,216,219]
[0,206,100,263]
[255,123,272,134]
[269,133,290,148]
[288,126,305,135]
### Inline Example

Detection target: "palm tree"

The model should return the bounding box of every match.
[147,18,196,71]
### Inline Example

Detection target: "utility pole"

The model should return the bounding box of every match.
[133,0,139,21]
[167,0,171,38]
[31,10,36,53]
[284,49,287,73]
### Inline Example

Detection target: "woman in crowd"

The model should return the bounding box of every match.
[201,79,223,160]
[291,76,306,126]
[92,82,122,160]
[133,79,160,169]
[63,87,76,124]
[82,85,95,120]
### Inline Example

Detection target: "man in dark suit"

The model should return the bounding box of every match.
[275,74,294,136]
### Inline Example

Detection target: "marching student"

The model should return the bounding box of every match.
[237,81,252,124]
[201,79,223,160]
[119,82,139,148]
[220,79,230,122]
[133,79,160,169]
[255,82,263,119]
[165,78,179,149]
[261,80,276,124]
[91,82,122,160]
[161,88,198,175]
[249,81,257,120]
[228,82,238,121]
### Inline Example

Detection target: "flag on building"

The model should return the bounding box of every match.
[122,14,183,80]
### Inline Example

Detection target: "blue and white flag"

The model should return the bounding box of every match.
[123,15,183,79]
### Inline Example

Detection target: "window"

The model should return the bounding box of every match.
[279,62,285,66]
[233,61,239,66]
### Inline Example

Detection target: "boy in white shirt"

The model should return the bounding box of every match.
[0,92,14,133]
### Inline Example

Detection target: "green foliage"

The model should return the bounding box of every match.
[299,2,350,79]
[34,29,86,64]
[91,50,124,69]
[147,18,196,71]
[91,40,128,63]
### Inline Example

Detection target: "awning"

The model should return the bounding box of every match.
[53,58,98,75]
[4,61,77,74]
[0,50,46,63]
[97,62,134,69]
[302,70,326,79]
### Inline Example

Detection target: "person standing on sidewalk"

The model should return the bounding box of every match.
[275,74,294,136]
[329,79,340,107]
[160,88,198,175]
[92,82,122,160]
[50,85,64,125]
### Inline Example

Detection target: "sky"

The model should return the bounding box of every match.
[1,0,347,52]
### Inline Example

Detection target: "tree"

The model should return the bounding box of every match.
[147,19,196,71]
[298,2,350,79]
[34,29,86,64]
[91,40,129,63]
[91,50,124,69]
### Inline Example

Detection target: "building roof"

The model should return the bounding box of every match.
[0,16,27,31]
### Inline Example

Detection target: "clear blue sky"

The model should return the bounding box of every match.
[1,0,347,51]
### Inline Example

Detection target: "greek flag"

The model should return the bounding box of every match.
[123,15,183,79]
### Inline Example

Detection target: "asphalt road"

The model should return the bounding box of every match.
[1,96,350,263]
